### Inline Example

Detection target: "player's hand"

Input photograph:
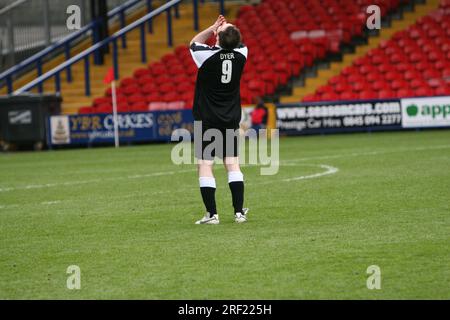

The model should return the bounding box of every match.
[212,15,226,35]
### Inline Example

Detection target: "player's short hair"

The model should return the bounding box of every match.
[218,26,242,50]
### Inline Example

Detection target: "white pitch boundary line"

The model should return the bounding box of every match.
[0,144,449,194]
[282,164,339,182]
[241,144,450,166]
[0,169,196,193]
[244,163,339,186]
[280,144,450,163]
[41,200,62,205]
[0,163,338,210]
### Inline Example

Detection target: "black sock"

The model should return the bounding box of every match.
[200,187,217,217]
[228,181,244,214]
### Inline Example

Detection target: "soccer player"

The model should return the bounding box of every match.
[189,15,248,225]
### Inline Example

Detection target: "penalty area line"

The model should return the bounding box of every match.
[1,143,448,194]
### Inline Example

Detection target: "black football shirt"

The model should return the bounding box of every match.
[190,42,248,129]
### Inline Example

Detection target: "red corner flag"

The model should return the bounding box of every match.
[103,67,115,84]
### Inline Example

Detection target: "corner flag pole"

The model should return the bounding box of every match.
[111,80,120,148]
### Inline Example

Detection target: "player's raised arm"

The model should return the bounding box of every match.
[190,15,226,46]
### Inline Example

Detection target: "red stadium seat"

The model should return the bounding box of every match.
[134,68,151,79]
[428,78,446,88]
[423,69,441,80]
[435,86,450,96]
[120,77,135,87]
[340,91,358,100]
[334,83,353,93]
[385,71,402,81]
[127,95,147,105]
[105,87,124,97]
[396,89,415,98]
[404,70,422,81]
[150,63,166,76]
[182,92,195,108]
[240,86,254,104]
[359,90,378,100]
[80,0,409,114]
[95,104,113,113]
[167,64,185,76]
[372,80,388,91]
[93,96,111,106]
[159,83,176,94]
[306,5,450,102]
[117,103,130,113]
[121,85,140,96]
[320,92,340,101]
[378,90,396,99]
[176,82,195,94]
[302,94,319,102]
[391,80,409,91]
[248,79,266,97]
[136,75,153,87]
[146,92,163,103]
[352,81,369,93]
[410,79,428,89]
[163,92,182,103]
[141,83,158,95]
[317,85,334,95]
[78,106,93,114]
[415,87,434,97]
[130,103,149,112]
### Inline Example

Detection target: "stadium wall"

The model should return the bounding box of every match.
[44,95,450,147]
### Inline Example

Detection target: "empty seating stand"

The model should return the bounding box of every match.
[234,0,400,104]
[79,45,197,114]
[306,2,450,102]
[79,0,403,114]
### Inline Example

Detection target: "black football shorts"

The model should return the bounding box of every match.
[195,124,239,160]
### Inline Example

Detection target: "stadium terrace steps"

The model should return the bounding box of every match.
[0,2,156,96]
[61,3,241,114]
[279,0,442,104]
[3,2,240,114]
[75,0,411,115]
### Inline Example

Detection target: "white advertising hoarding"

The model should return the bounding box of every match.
[401,96,450,128]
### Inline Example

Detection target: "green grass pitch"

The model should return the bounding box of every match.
[0,130,449,299]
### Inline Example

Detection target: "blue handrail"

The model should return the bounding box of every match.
[0,0,157,94]
[14,0,225,97]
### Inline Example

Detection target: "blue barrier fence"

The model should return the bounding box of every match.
[47,109,195,146]
[2,0,225,96]
[43,95,450,147]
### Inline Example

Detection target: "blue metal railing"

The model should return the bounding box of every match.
[14,0,225,96]
[0,0,171,94]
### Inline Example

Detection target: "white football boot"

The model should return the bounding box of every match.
[235,208,249,223]
[195,213,220,225]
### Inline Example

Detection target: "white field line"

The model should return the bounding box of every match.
[244,163,339,186]
[0,144,449,194]
[280,144,450,163]
[0,163,338,210]
[40,200,62,205]
[0,169,195,193]
[282,164,339,182]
